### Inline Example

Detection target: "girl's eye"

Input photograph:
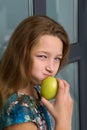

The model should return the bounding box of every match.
[54,57,61,62]
[37,55,47,59]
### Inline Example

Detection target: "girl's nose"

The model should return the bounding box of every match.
[45,62,54,73]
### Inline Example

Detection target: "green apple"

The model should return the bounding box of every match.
[40,76,58,100]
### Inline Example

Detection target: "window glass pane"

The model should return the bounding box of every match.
[46,0,78,44]
[0,0,33,58]
[56,62,79,130]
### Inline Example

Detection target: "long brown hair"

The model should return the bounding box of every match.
[0,15,70,106]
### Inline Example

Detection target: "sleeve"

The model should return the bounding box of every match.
[2,101,36,128]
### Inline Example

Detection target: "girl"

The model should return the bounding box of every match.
[0,15,73,130]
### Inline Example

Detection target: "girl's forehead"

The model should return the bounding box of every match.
[31,35,63,55]
[39,35,62,46]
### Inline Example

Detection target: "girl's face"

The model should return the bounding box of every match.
[30,35,63,85]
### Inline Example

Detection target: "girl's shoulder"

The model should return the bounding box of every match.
[3,92,38,114]
[0,92,46,129]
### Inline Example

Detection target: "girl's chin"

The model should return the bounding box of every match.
[31,76,48,86]
[31,79,42,86]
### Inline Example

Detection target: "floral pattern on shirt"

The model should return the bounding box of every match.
[0,92,53,130]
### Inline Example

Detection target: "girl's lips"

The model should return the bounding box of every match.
[42,74,52,80]
[44,73,52,76]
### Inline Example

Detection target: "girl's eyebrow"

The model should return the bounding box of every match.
[56,54,63,57]
[37,51,63,57]
[55,54,63,58]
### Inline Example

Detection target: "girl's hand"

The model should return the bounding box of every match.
[41,78,73,130]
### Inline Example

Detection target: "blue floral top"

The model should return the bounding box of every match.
[0,92,53,130]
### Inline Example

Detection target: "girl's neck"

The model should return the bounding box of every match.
[18,83,38,99]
